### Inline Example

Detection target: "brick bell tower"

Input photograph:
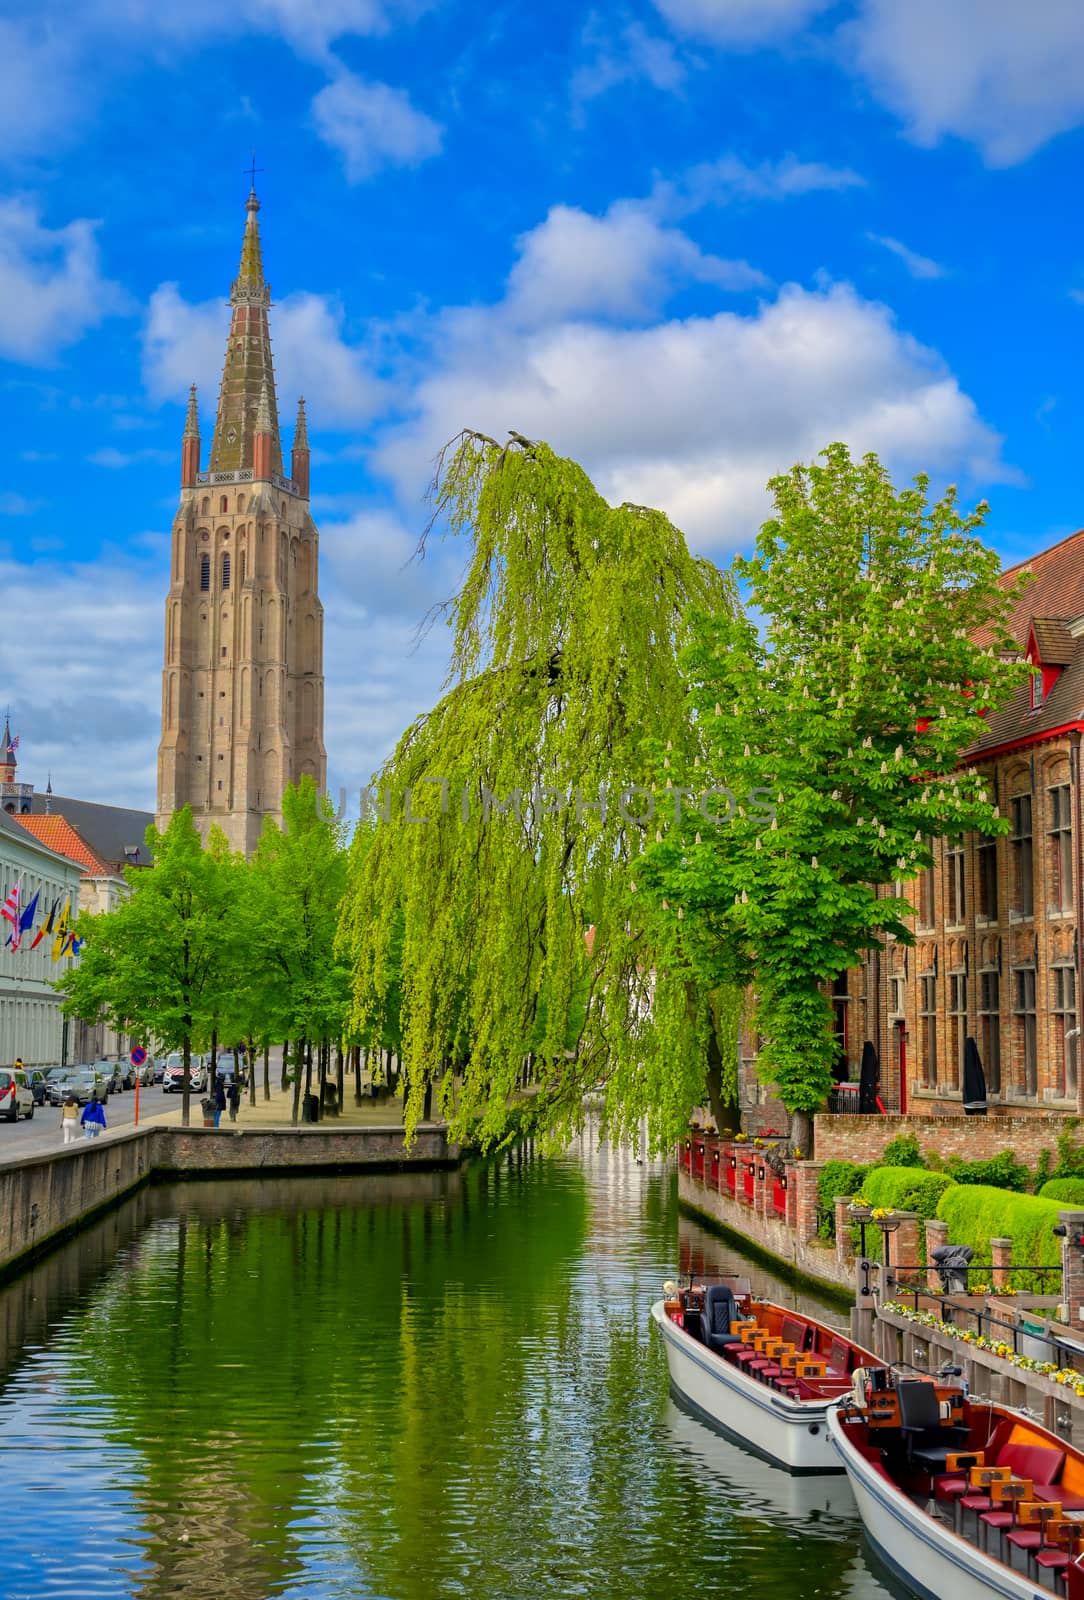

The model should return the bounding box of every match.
[156,187,327,856]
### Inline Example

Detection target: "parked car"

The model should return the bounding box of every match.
[136,1059,156,1087]
[42,1067,70,1105]
[151,1054,164,1084]
[50,1066,110,1106]
[162,1057,205,1094]
[215,1053,239,1082]
[0,1068,34,1121]
[24,1067,51,1106]
[95,1058,135,1091]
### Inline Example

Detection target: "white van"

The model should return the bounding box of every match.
[0,1068,34,1122]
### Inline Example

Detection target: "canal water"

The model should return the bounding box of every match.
[0,1140,896,1600]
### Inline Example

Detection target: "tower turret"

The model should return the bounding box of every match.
[208,187,282,478]
[253,380,273,481]
[181,384,201,488]
[292,396,310,499]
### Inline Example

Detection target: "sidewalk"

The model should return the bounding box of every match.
[138,1072,416,1131]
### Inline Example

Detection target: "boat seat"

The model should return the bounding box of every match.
[702,1286,741,1355]
[897,1379,969,1471]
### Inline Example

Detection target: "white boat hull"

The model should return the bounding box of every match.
[827,1404,1046,1600]
[650,1300,842,1474]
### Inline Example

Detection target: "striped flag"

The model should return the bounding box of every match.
[51,896,71,962]
[29,898,57,951]
[1,881,19,945]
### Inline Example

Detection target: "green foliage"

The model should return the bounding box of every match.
[881,1132,927,1168]
[1039,1179,1084,1206]
[937,1185,1064,1287]
[816,1160,868,1238]
[638,443,1029,1115]
[1052,1127,1084,1180]
[337,434,739,1152]
[860,1166,956,1217]
[1035,1149,1053,1190]
[946,1150,1030,1192]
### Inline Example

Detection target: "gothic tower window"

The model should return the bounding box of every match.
[239,552,246,586]
[237,494,245,512]
[222,553,231,590]
[220,495,228,513]
[200,554,210,591]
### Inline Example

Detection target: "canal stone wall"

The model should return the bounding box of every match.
[678,1168,854,1294]
[0,1124,461,1281]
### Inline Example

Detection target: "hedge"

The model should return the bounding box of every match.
[946,1151,1030,1192]
[817,1160,867,1239]
[1039,1178,1084,1206]
[853,1167,956,1264]
[936,1184,1064,1287]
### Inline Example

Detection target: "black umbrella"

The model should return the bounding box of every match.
[963,1035,988,1115]
[857,1041,879,1113]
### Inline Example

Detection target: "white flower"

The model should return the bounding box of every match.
[811,856,818,869]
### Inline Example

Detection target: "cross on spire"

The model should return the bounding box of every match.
[245,154,264,192]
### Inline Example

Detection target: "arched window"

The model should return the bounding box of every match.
[201,497,210,514]
[219,494,228,514]
[239,551,246,586]
[200,554,210,591]
[237,494,245,513]
[222,553,231,590]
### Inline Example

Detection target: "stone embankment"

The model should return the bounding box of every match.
[0,1123,459,1282]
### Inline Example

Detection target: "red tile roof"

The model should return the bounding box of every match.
[14,814,115,876]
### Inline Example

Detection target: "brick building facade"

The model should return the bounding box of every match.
[844,529,1084,1117]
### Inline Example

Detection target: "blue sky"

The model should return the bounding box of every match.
[3,0,1084,813]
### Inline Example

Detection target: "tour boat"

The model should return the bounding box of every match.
[650,1279,877,1473]
[828,1367,1084,1598]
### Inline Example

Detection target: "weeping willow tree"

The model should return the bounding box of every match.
[338,433,740,1151]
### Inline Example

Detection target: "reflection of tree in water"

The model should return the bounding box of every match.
[1,1154,889,1600]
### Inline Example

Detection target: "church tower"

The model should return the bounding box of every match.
[156,187,327,856]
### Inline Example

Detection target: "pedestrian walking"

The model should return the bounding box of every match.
[212,1080,226,1128]
[80,1092,106,1140]
[61,1093,79,1145]
[226,1078,241,1122]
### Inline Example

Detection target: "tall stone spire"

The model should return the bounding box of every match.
[181,383,201,487]
[209,187,283,477]
[292,396,310,499]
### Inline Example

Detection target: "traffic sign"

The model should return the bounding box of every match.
[131,1045,147,1067]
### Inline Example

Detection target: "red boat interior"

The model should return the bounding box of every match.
[667,1284,873,1403]
[838,1378,1084,1594]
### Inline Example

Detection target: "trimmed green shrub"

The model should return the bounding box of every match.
[947,1150,1030,1192]
[1039,1178,1084,1206]
[817,1160,867,1239]
[880,1132,927,1169]
[936,1184,1064,1289]
[851,1166,956,1264]
[1052,1128,1084,1181]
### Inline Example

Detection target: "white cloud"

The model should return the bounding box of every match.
[845,0,1084,166]
[143,283,388,429]
[672,154,866,210]
[311,70,443,182]
[86,446,173,469]
[373,206,1011,552]
[573,16,688,103]
[867,233,946,280]
[504,200,767,325]
[652,0,832,45]
[0,492,40,515]
[0,199,128,364]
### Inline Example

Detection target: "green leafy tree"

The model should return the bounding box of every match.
[338,432,739,1152]
[639,445,1028,1150]
[58,807,238,1125]
[251,776,349,1123]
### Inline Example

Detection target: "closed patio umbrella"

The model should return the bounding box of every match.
[857,1041,879,1113]
[962,1035,988,1115]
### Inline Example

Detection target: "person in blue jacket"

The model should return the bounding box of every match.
[80,1093,107,1140]
[212,1079,227,1127]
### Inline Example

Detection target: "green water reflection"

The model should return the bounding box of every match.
[0,1142,893,1600]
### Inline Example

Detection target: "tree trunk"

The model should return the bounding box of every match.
[263,1042,271,1102]
[789,1108,813,1159]
[353,1045,362,1106]
[318,1040,328,1115]
[304,1039,314,1120]
[335,1044,344,1113]
[291,1038,304,1126]
[210,1027,218,1091]
[705,1025,741,1136]
[247,1036,256,1106]
[423,1079,433,1123]
[181,1031,192,1129]
[280,1038,290,1094]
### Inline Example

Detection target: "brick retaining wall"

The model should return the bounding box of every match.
[0,1124,460,1281]
[814,1112,1078,1167]
[678,1169,853,1294]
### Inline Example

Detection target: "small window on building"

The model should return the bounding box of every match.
[200,554,210,591]
[946,843,965,926]
[221,647,227,658]
[217,780,223,791]
[220,495,228,513]
[948,971,967,1089]
[222,553,231,590]
[978,969,1001,1096]
[1054,965,1078,1099]
[888,977,904,1015]
[1011,795,1034,916]
[919,974,937,1089]
[917,840,936,928]
[1030,666,1044,710]
[1048,783,1073,912]
[977,836,998,921]
[237,494,245,512]
[1012,966,1037,1096]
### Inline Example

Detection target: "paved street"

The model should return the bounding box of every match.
[0,1083,183,1162]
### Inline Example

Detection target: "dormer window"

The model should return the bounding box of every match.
[1030,661,1044,710]
[1024,620,1071,712]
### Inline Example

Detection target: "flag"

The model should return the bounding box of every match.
[51,896,71,962]
[1,881,20,946]
[29,898,57,951]
[8,734,18,752]
[11,890,38,953]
